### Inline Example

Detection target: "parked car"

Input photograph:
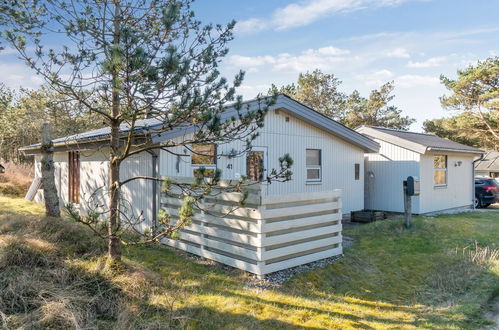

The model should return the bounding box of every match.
[474,178,499,208]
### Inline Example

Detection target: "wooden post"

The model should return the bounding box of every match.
[403,182,412,228]
[41,123,60,217]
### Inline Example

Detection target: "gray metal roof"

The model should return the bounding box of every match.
[356,126,484,154]
[475,150,499,170]
[21,94,380,154]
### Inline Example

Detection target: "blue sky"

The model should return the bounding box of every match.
[1,0,498,130]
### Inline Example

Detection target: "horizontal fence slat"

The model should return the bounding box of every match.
[261,201,341,220]
[262,235,342,260]
[162,207,261,233]
[181,223,262,247]
[162,238,261,274]
[262,246,343,274]
[262,189,341,206]
[179,232,259,261]
[162,176,262,192]
[262,212,341,232]
[263,224,342,246]
[162,196,262,219]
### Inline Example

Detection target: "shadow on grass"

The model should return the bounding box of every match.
[125,214,499,329]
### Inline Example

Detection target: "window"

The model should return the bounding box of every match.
[191,144,216,177]
[433,155,447,186]
[68,151,80,204]
[306,149,321,182]
[355,163,360,180]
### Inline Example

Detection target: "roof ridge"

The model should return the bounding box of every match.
[367,126,437,137]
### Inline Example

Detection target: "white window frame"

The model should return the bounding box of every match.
[433,155,447,187]
[191,144,217,177]
[306,149,322,183]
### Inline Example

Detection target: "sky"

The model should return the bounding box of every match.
[1,0,498,131]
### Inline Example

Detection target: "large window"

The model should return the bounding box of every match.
[306,149,321,182]
[191,144,216,177]
[433,155,447,186]
[68,151,80,204]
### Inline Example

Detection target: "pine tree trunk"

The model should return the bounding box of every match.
[107,1,122,261]
[40,123,60,217]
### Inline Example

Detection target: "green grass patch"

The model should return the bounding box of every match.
[0,196,498,329]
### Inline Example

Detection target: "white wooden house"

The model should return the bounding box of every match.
[21,94,379,277]
[357,126,484,214]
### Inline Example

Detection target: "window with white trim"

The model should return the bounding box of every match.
[306,149,321,182]
[433,155,447,186]
[191,144,216,177]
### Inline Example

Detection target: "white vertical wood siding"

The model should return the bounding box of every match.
[120,151,154,231]
[364,139,421,213]
[160,111,366,213]
[78,150,109,215]
[34,149,154,227]
[419,152,474,213]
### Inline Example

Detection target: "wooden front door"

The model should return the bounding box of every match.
[68,151,80,204]
[247,147,267,182]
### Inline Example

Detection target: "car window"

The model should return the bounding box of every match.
[484,179,499,187]
[475,180,484,185]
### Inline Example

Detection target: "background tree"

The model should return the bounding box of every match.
[440,57,499,142]
[269,69,347,121]
[0,86,102,163]
[344,82,415,130]
[423,112,497,150]
[271,71,414,129]
[3,0,291,262]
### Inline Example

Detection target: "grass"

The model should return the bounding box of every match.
[0,195,498,329]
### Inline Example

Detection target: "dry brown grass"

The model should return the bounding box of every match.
[0,161,33,197]
[0,207,186,329]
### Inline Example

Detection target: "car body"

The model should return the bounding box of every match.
[474,178,499,208]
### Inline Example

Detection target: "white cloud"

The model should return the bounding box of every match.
[356,69,394,86]
[235,18,268,34]
[407,56,446,68]
[0,63,44,89]
[386,48,410,58]
[227,45,351,73]
[239,0,420,33]
[396,74,440,87]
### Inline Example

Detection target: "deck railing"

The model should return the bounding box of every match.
[160,178,342,277]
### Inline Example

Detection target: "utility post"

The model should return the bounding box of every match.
[403,181,412,228]
[403,176,420,229]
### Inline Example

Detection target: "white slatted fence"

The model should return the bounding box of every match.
[160,178,342,277]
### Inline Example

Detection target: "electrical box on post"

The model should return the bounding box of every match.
[406,176,420,196]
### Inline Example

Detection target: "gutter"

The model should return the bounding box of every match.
[426,147,484,154]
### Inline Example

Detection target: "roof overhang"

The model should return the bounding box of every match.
[20,94,380,155]
[357,126,483,155]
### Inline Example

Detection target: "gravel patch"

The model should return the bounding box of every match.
[245,236,355,290]
[244,254,344,290]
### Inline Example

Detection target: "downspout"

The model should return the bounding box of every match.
[472,154,485,210]
[146,150,158,231]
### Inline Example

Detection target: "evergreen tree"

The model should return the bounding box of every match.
[2,0,291,261]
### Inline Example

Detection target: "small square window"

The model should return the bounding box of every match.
[306,149,321,182]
